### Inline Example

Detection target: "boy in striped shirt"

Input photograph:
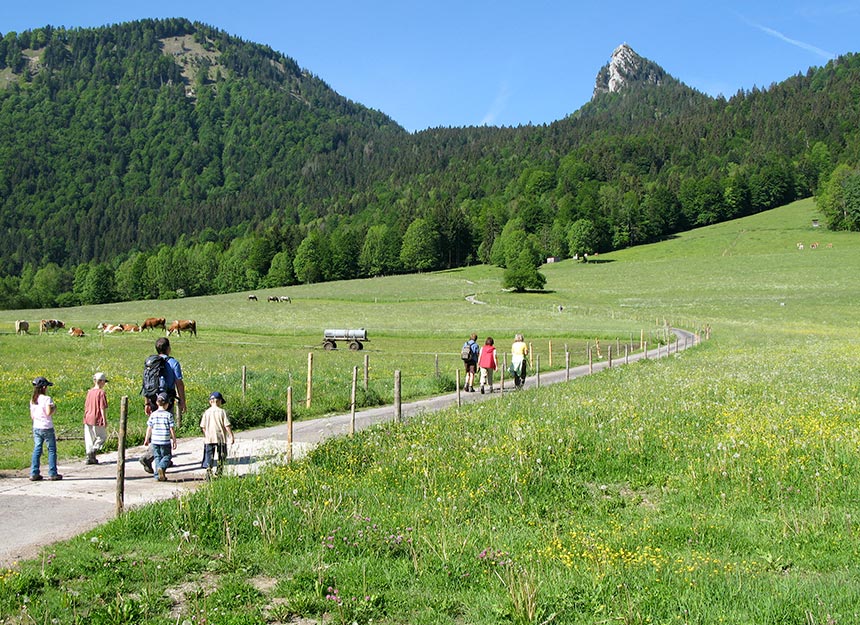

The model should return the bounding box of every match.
[143,392,176,481]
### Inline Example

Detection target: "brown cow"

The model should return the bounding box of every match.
[68,327,85,337]
[15,320,29,335]
[39,319,65,334]
[97,322,124,334]
[167,319,197,337]
[121,323,142,333]
[141,317,166,331]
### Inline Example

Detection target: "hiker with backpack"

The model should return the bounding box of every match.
[140,337,185,474]
[460,333,480,392]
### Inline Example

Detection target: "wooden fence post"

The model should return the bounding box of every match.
[588,347,593,374]
[363,354,370,392]
[115,396,128,518]
[394,370,402,423]
[286,387,293,463]
[625,344,629,365]
[434,354,440,378]
[536,354,541,388]
[548,340,553,368]
[608,344,612,368]
[456,369,461,407]
[565,350,570,382]
[241,365,247,401]
[350,366,358,435]
[306,352,313,409]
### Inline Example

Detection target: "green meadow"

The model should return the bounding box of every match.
[3,197,860,624]
[0,256,643,469]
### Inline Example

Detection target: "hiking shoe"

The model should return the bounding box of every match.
[480,386,485,394]
[140,456,154,474]
[157,468,167,482]
[86,453,98,465]
[48,474,63,481]
[29,474,43,481]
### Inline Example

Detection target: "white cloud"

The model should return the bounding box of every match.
[480,82,511,126]
[744,18,835,60]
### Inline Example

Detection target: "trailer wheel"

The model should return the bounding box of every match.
[324,340,336,351]
[349,341,361,351]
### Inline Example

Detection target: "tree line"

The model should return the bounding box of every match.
[1,19,859,308]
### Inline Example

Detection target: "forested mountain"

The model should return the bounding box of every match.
[1,18,859,308]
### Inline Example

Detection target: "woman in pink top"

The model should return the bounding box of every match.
[477,337,498,394]
[30,376,62,481]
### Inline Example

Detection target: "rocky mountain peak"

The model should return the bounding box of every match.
[592,43,666,99]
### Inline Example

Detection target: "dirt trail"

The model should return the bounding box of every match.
[0,329,697,567]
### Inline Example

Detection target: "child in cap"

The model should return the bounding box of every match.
[30,376,62,481]
[83,372,109,465]
[200,391,234,478]
[144,392,176,481]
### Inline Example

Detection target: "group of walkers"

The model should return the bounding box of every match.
[27,331,534,480]
[28,336,234,483]
[461,333,529,394]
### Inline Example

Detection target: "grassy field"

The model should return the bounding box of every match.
[3,197,860,624]
[0,256,653,470]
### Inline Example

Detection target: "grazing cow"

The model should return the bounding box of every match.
[167,319,197,337]
[68,327,85,337]
[248,294,258,301]
[279,296,292,303]
[97,322,124,334]
[268,296,279,302]
[39,319,65,334]
[141,317,166,331]
[121,323,142,333]
[15,320,29,335]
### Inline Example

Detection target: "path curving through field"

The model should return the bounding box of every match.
[0,328,699,567]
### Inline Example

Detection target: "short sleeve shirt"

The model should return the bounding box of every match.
[84,387,108,426]
[161,356,183,391]
[30,394,55,430]
[200,406,232,444]
[147,409,175,445]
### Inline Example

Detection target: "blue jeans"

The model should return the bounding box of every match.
[31,428,58,477]
[151,444,172,478]
[202,443,228,474]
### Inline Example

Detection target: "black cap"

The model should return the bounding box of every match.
[209,391,226,404]
[32,376,53,387]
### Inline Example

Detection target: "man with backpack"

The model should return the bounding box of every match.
[460,333,480,392]
[140,337,186,474]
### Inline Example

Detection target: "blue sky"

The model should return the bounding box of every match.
[4,1,858,132]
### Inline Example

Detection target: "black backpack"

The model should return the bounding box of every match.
[141,354,165,397]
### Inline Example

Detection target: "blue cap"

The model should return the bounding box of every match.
[209,391,226,404]
[155,392,169,404]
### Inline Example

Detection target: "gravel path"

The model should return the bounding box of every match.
[0,329,697,567]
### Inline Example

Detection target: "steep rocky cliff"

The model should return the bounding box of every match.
[593,43,667,98]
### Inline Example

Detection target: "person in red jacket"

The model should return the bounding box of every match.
[477,337,498,394]
[83,372,109,465]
